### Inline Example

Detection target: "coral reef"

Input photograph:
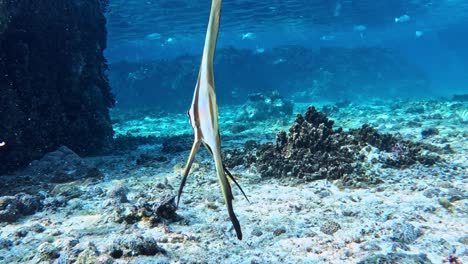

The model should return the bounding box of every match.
[161,134,193,154]
[235,91,293,122]
[225,106,442,183]
[0,0,114,174]
[108,46,429,111]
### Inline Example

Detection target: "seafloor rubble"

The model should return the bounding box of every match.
[0,98,466,263]
[225,106,444,186]
[0,0,114,174]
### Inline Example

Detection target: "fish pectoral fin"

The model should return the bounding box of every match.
[223,164,250,203]
[177,140,201,207]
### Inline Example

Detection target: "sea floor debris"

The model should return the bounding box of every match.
[0,98,466,263]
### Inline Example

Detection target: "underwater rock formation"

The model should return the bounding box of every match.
[0,193,43,223]
[109,46,429,111]
[225,106,441,184]
[0,146,102,222]
[235,91,293,122]
[0,146,102,196]
[0,0,114,174]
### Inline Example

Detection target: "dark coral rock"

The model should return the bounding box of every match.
[108,235,164,258]
[161,134,193,154]
[29,223,46,233]
[112,191,180,226]
[229,123,249,133]
[251,106,362,181]
[38,242,60,261]
[357,253,431,264]
[136,153,168,166]
[43,196,67,211]
[0,238,13,249]
[349,125,441,168]
[26,146,102,183]
[14,193,42,215]
[223,140,258,169]
[0,146,102,196]
[391,221,418,244]
[0,0,114,175]
[15,227,29,238]
[320,221,341,235]
[225,106,441,183]
[0,193,43,223]
[149,195,180,227]
[405,106,425,114]
[235,92,293,122]
[451,94,468,101]
[112,135,160,153]
[421,127,439,138]
[50,183,84,201]
[321,104,340,115]
[107,185,129,203]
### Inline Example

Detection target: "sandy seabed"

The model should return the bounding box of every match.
[0,98,466,263]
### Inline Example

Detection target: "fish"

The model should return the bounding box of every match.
[145,32,161,40]
[415,30,424,38]
[176,0,248,240]
[320,35,336,41]
[241,32,255,40]
[353,25,367,32]
[255,47,265,54]
[395,14,411,23]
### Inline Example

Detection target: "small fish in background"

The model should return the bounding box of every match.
[0,141,5,147]
[415,30,424,38]
[160,37,175,47]
[353,25,367,32]
[320,35,336,41]
[255,47,265,54]
[145,32,161,40]
[272,58,285,65]
[395,14,411,23]
[241,32,255,40]
[334,0,342,17]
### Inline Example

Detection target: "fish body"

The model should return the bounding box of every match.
[353,24,367,31]
[395,14,411,23]
[177,0,246,240]
[241,32,255,40]
[146,32,161,40]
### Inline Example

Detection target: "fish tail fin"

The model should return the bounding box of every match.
[209,144,242,240]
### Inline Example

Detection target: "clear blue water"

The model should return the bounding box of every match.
[105,0,468,103]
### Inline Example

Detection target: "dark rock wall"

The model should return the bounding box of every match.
[0,0,114,174]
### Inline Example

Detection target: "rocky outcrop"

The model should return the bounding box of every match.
[225,106,442,184]
[0,0,114,174]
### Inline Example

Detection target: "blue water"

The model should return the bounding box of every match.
[105,0,468,107]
